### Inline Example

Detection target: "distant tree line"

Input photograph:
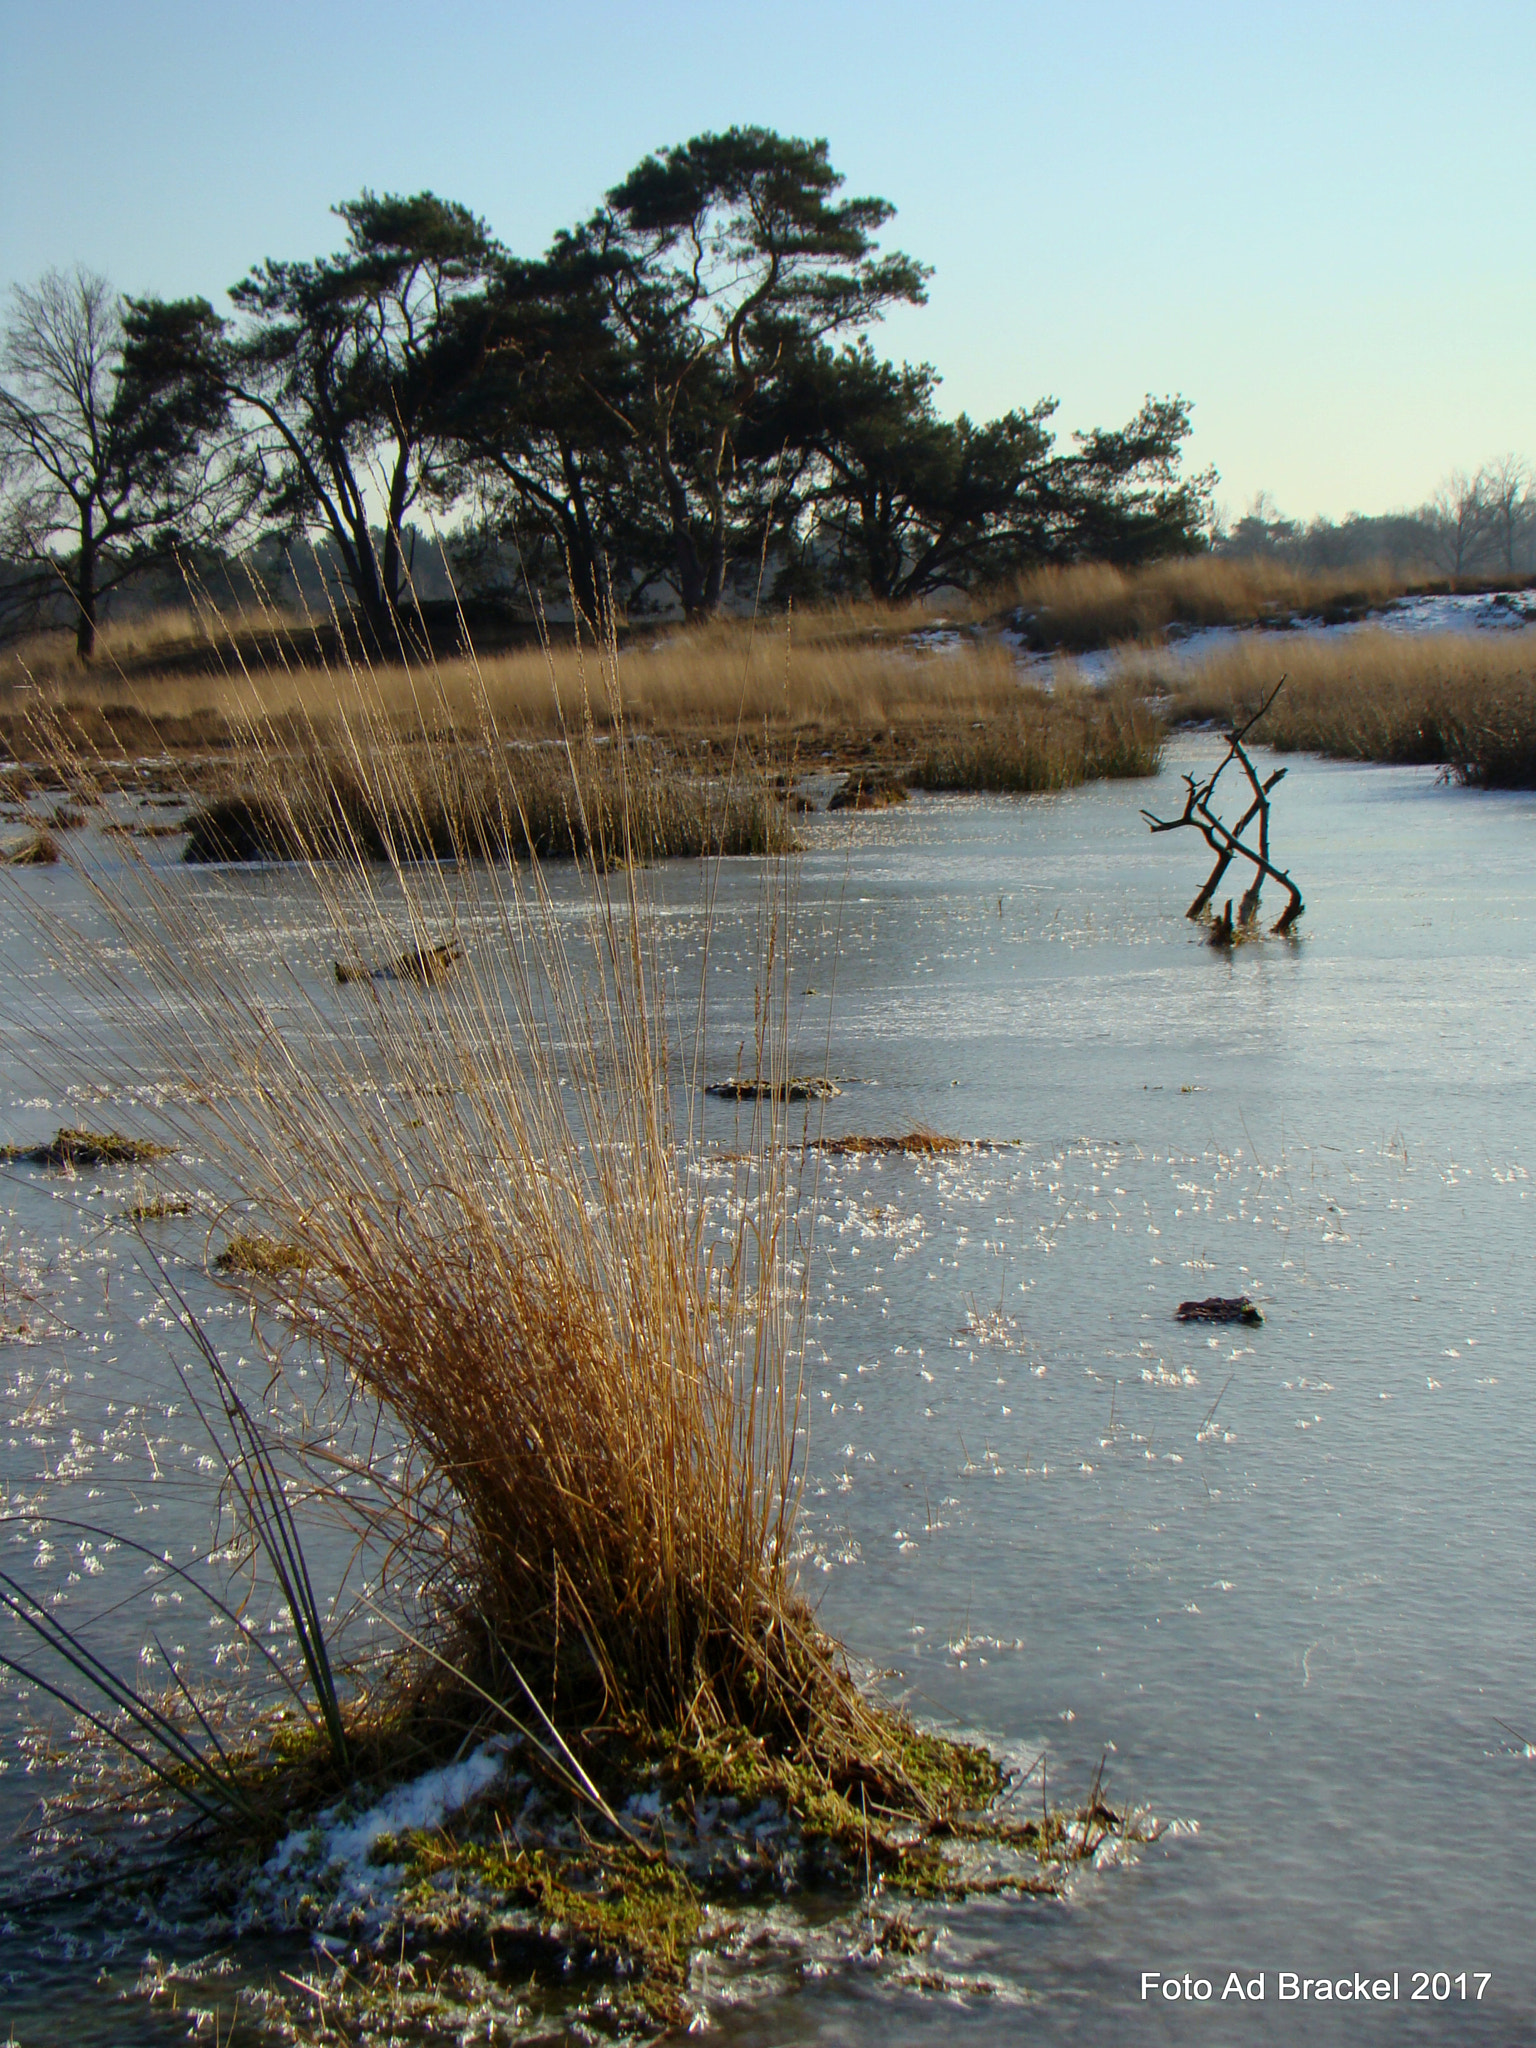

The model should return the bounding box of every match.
[0,129,1222,657]
[1216,456,1536,581]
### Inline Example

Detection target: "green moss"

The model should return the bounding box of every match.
[213,1231,306,1278]
[654,1712,999,1829]
[882,1723,1004,1814]
[407,1835,702,1982]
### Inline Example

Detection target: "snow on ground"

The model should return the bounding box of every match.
[1374,589,1536,634]
[265,1736,513,1889]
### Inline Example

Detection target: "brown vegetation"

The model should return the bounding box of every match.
[0,602,337,690]
[1143,629,1536,784]
[181,740,791,867]
[1,612,1167,2012]
[0,603,1177,806]
[2,610,1029,760]
[804,1132,984,1156]
[2,827,59,865]
[212,1231,308,1278]
[910,679,1162,790]
[1006,556,1430,652]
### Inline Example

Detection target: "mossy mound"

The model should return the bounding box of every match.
[48,1673,1157,2041]
[121,1193,193,1221]
[707,1075,841,1101]
[213,1231,307,1278]
[2,1127,171,1168]
[274,1711,1135,2001]
[804,1131,994,1157]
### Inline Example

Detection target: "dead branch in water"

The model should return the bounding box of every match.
[1142,677,1304,936]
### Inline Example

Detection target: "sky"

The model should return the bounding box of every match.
[3,0,1532,524]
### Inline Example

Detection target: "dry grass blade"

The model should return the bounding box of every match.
[0,1513,332,1723]
[1009,556,1429,651]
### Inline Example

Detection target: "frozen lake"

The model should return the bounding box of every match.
[2,740,1534,2042]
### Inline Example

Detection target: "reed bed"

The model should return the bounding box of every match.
[1008,556,1427,651]
[910,679,1163,790]
[182,736,789,866]
[1,595,953,696]
[3,619,1034,758]
[1140,629,1536,785]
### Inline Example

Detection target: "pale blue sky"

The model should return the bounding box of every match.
[3,0,1531,520]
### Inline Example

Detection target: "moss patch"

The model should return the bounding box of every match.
[2,1127,171,1168]
[213,1231,307,1278]
[707,1076,841,1101]
[407,1836,701,1981]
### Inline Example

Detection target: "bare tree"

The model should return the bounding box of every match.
[1478,453,1530,579]
[0,268,245,658]
[1425,467,1494,579]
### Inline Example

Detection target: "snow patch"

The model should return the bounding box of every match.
[266,1737,513,1884]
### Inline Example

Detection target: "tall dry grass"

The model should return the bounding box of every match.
[1138,629,1536,785]
[0,601,327,690]
[1008,557,1427,652]
[7,557,1521,713]
[2,612,1034,755]
[9,621,872,1765]
[181,738,789,865]
[910,679,1162,790]
[1,596,951,700]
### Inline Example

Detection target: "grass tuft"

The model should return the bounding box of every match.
[183,742,791,867]
[8,607,917,1794]
[910,681,1162,791]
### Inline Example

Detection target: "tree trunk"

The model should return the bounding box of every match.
[702,513,727,615]
[75,506,98,662]
[864,488,900,601]
[659,437,713,620]
[559,441,607,623]
[337,511,394,650]
[380,438,413,621]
